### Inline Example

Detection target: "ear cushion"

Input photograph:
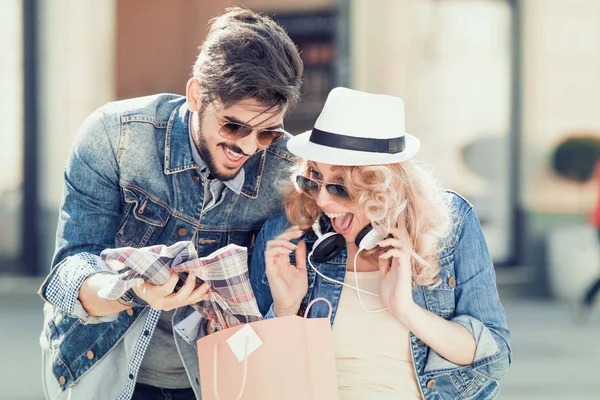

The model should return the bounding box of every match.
[355,225,385,250]
[312,232,346,262]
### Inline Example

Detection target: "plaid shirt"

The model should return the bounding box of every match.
[98,241,262,331]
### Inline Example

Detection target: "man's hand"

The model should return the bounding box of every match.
[132,271,211,311]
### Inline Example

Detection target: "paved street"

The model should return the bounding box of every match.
[1,277,599,400]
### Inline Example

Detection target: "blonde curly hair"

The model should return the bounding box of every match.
[283,159,452,287]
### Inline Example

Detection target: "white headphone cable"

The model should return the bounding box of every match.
[353,248,387,313]
[306,249,387,313]
[307,250,378,296]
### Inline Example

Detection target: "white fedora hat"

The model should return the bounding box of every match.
[287,87,420,166]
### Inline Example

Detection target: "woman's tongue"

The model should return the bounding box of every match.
[331,213,354,234]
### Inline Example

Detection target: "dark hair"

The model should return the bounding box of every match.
[193,7,303,112]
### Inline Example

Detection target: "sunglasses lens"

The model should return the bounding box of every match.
[326,184,351,200]
[257,130,285,146]
[220,122,253,140]
[296,176,350,201]
[296,175,319,197]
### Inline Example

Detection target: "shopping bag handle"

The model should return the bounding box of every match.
[303,297,333,319]
[213,337,249,400]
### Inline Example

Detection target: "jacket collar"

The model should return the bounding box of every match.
[163,102,265,198]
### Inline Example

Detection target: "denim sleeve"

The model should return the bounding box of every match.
[249,223,276,318]
[38,107,124,323]
[426,207,512,381]
[264,304,277,319]
[38,254,119,323]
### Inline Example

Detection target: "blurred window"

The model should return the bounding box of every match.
[274,10,339,134]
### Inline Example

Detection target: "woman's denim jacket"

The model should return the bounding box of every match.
[37,94,296,399]
[250,191,512,400]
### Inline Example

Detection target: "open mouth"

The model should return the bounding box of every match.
[221,145,246,166]
[324,212,354,234]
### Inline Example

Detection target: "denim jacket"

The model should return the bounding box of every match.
[250,191,512,400]
[38,94,296,400]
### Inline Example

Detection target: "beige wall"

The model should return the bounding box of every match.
[0,0,23,192]
[37,0,116,264]
[0,0,23,257]
[521,0,600,214]
[38,0,116,209]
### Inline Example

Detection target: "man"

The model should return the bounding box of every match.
[38,7,303,400]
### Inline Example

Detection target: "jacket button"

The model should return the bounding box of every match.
[417,339,425,345]
[126,308,134,317]
[86,350,95,360]
[59,376,66,385]
[426,379,436,389]
[178,228,188,237]
[193,175,201,183]
[448,276,456,288]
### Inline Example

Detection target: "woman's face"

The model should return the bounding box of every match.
[306,162,369,245]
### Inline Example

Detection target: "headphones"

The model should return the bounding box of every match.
[311,216,385,262]
[307,215,389,313]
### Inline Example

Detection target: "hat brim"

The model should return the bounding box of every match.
[287,130,420,166]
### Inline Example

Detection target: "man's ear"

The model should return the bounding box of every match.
[186,78,202,112]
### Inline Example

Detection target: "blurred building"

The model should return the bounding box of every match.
[2,0,600,300]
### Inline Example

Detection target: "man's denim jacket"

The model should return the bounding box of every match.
[38,94,296,399]
[250,191,512,400]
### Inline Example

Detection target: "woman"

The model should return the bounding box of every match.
[249,87,511,399]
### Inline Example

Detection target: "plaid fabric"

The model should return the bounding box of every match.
[98,241,263,331]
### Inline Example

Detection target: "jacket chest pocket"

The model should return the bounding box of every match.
[117,186,170,248]
[423,261,457,318]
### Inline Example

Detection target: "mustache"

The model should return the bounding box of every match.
[219,143,251,157]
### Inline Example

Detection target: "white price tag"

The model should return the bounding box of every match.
[226,324,263,362]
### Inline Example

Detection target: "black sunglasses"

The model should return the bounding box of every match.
[295,175,351,201]
[216,117,286,147]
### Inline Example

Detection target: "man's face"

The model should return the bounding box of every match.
[193,99,285,181]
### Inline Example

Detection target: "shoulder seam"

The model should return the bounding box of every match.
[449,206,475,255]
[97,107,123,168]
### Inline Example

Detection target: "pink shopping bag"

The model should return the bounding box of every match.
[197,298,339,400]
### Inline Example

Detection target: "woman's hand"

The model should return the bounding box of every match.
[265,226,308,317]
[377,228,418,327]
[132,271,211,311]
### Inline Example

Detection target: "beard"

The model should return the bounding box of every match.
[194,115,247,182]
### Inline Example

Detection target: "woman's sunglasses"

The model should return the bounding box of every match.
[295,175,351,201]
[217,118,286,147]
